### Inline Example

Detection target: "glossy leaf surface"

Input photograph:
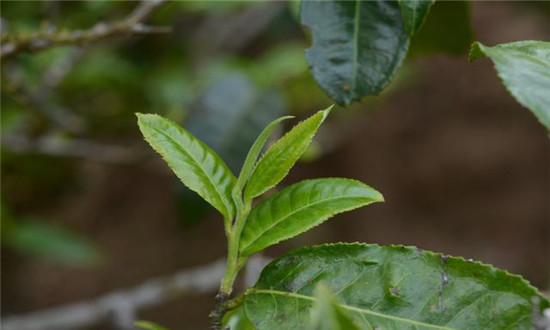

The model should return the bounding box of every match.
[311,283,361,330]
[240,178,383,256]
[301,0,409,105]
[137,113,236,218]
[244,243,548,329]
[398,0,435,36]
[244,108,330,200]
[469,41,550,130]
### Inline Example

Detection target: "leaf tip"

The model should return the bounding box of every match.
[468,41,487,62]
[377,191,385,203]
[323,104,335,115]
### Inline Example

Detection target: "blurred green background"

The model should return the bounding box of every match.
[1,1,548,329]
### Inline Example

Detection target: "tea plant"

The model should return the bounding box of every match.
[300,0,549,131]
[469,41,550,130]
[137,109,548,329]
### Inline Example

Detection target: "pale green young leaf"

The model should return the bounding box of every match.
[469,41,550,130]
[398,0,435,36]
[137,113,236,218]
[244,108,331,200]
[311,283,361,330]
[244,244,549,329]
[239,178,383,257]
[233,115,294,200]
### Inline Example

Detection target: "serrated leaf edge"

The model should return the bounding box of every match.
[137,113,236,218]
[244,107,332,199]
[468,41,550,129]
[240,178,384,256]
[257,242,546,301]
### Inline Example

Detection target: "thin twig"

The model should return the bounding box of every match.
[1,0,170,59]
[1,259,226,330]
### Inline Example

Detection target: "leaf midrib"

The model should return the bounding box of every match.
[487,47,550,69]
[150,124,233,216]
[247,289,453,330]
[246,128,307,197]
[241,194,371,253]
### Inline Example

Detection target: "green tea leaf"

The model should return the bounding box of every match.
[234,115,294,200]
[244,108,331,200]
[137,113,236,218]
[244,243,548,329]
[223,306,255,330]
[301,0,409,105]
[3,219,101,266]
[239,178,383,257]
[398,0,435,36]
[135,321,168,330]
[469,41,550,130]
[311,283,361,330]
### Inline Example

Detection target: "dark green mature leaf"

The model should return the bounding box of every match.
[409,1,473,56]
[469,41,550,130]
[301,0,410,105]
[311,283,362,330]
[186,74,286,172]
[240,178,383,257]
[244,108,331,200]
[398,0,435,36]
[234,115,294,199]
[243,243,548,329]
[137,114,236,218]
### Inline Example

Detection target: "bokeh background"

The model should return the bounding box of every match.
[1,1,549,329]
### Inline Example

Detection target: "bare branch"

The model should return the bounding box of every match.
[1,259,226,330]
[1,0,170,59]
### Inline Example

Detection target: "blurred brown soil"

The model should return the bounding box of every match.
[2,2,549,329]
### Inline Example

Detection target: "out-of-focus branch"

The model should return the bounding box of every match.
[1,134,145,164]
[1,0,170,59]
[2,64,86,134]
[41,47,84,90]
[192,1,284,58]
[2,255,271,330]
[1,259,226,330]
